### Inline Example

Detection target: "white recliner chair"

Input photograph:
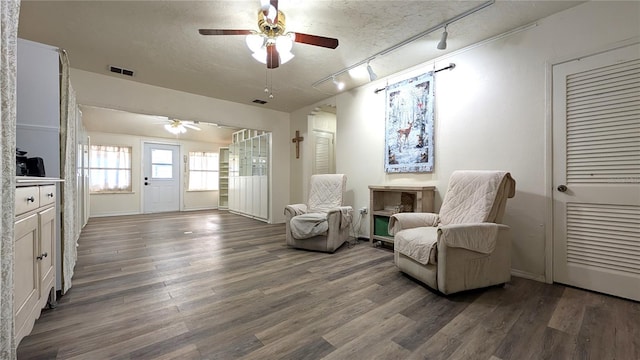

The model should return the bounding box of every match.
[389,170,516,295]
[285,174,353,253]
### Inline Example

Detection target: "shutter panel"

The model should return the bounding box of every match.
[566,59,640,184]
[567,203,640,275]
[313,133,332,174]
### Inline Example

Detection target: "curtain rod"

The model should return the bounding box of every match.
[373,63,456,94]
[311,0,494,88]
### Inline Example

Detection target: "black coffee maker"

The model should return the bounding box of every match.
[16,149,27,176]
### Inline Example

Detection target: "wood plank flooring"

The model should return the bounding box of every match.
[17,210,640,359]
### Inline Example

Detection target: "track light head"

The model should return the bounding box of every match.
[366,62,377,81]
[437,26,448,50]
[332,76,345,90]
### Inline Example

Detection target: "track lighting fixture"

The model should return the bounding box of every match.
[366,61,378,81]
[311,0,494,90]
[332,76,345,91]
[437,25,448,50]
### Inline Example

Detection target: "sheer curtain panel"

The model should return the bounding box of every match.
[59,50,79,294]
[1,1,21,357]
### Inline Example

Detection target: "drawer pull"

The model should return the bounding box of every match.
[36,252,48,260]
[47,193,54,198]
[26,196,35,203]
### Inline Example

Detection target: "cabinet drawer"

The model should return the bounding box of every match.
[15,187,39,215]
[39,185,56,207]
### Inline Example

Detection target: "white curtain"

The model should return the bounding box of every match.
[188,151,219,190]
[1,1,21,357]
[59,50,79,294]
[89,145,132,192]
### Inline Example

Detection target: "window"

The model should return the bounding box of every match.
[188,151,219,191]
[89,145,132,193]
[151,149,174,179]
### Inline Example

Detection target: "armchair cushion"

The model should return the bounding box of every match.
[395,227,439,265]
[290,213,329,239]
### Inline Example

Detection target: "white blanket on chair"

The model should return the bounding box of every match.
[290,213,328,239]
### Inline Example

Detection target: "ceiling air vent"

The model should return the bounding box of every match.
[252,99,267,104]
[109,65,135,77]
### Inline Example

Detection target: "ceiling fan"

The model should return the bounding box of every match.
[164,119,201,135]
[199,0,339,69]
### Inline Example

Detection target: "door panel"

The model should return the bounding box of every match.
[143,143,180,213]
[312,131,335,175]
[552,43,640,301]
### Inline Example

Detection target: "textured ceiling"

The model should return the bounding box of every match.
[18,1,584,113]
[80,105,237,143]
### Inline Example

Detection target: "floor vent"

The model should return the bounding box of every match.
[109,65,135,77]
[252,99,268,104]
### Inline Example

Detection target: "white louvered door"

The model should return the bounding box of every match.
[552,43,640,301]
[312,130,335,175]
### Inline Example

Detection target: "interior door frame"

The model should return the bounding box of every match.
[544,37,640,284]
[140,140,184,214]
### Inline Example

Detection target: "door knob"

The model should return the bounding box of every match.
[557,185,568,192]
[36,252,48,260]
[144,182,149,186]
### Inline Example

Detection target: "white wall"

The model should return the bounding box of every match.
[290,1,640,279]
[16,39,60,178]
[88,131,229,217]
[71,69,290,223]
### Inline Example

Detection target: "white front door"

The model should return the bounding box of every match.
[143,143,180,213]
[552,43,640,301]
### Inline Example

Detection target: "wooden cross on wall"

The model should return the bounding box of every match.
[292,130,304,159]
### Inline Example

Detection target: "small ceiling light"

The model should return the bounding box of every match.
[249,36,294,66]
[437,25,448,50]
[366,61,378,81]
[332,76,345,91]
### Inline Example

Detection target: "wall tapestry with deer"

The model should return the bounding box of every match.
[385,71,434,173]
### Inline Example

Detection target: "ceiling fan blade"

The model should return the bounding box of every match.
[292,33,339,49]
[270,0,278,23]
[199,29,253,36]
[183,124,201,131]
[266,45,280,69]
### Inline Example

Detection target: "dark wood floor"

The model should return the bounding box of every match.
[17,210,640,360]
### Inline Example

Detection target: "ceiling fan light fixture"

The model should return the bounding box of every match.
[164,123,186,135]
[252,48,268,64]
[246,33,264,53]
[260,0,270,12]
[437,26,448,50]
[275,34,293,53]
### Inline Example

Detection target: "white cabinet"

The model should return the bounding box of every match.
[14,180,60,346]
[228,130,270,222]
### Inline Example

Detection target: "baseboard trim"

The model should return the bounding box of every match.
[511,269,546,283]
[90,211,140,218]
[182,207,217,212]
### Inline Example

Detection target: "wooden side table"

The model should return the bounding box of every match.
[368,185,435,246]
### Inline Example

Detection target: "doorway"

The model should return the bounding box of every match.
[143,142,181,213]
[552,43,640,301]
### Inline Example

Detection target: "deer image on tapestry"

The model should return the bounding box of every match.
[385,71,434,173]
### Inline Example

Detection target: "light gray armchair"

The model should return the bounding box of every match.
[285,174,353,253]
[389,170,516,295]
